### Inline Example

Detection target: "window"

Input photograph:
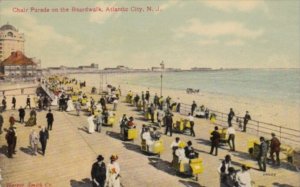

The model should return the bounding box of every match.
[7,32,13,37]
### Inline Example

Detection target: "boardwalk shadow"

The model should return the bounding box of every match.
[0,145,8,157]
[148,157,177,176]
[20,146,33,156]
[106,131,122,140]
[231,151,299,172]
[195,138,211,146]
[78,127,89,134]
[193,148,210,155]
[70,178,92,187]
[135,116,148,122]
[67,113,80,117]
[269,161,298,172]
[231,150,252,160]
[272,182,294,187]
[178,179,204,187]
[122,142,143,154]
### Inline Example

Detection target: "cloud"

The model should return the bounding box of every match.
[198,39,220,45]
[160,0,182,11]
[177,19,264,39]
[263,54,297,68]
[225,39,244,46]
[202,1,269,13]
[89,1,120,24]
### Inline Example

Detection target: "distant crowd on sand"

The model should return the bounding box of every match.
[0,75,286,187]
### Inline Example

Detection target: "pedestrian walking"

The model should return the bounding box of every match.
[243,111,251,132]
[29,130,39,155]
[191,101,197,116]
[149,103,155,123]
[12,96,16,110]
[210,126,220,156]
[236,165,252,187]
[25,95,31,109]
[257,137,268,172]
[39,127,49,156]
[228,108,235,126]
[91,155,106,187]
[5,127,16,158]
[270,133,281,166]
[218,155,232,184]
[2,97,7,111]
[0,112,3,134]
[18,106,25,124]
[113,98,118,111]
[164,113,173,136]
[106,155,121,187]
[188,113,195,137]
[46,109,54,130]
[227,124,236,151]
[95,113,103,133]
[9,114,16,127]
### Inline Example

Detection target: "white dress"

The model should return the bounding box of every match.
[51,95,58,106]
[175,148,189,163]
[66,99,75,112]
[106,162,120,187]
[142,132,154,151]
[87,116,95,133]
[236,171,252,187]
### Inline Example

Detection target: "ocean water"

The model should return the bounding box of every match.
[109,69,300,105]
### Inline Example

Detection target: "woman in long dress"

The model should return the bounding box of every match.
[106,155,121,187]
[29,130,39,155]
[51,95,58,106]
[87,114,95,134]
[66,99,75,112]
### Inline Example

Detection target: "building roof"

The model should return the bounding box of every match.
[0,51,36,66]
[0,24,17,32]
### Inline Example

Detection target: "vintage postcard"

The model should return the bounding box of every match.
[0,0,299,187]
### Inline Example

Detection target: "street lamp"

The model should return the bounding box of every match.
[160,61,164,97]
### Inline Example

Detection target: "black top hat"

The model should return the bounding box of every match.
[97,155,104,161]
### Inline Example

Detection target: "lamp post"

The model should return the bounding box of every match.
[160,61,164,97]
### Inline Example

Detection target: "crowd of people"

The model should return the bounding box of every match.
[0,76,288,187]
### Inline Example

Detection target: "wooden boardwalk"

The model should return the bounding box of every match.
[0,96,299,187]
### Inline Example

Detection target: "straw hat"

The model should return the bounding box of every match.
[110,154,118,161]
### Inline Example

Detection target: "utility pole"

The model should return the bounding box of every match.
[160,61,164,97]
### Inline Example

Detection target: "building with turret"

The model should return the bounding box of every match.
[0,23,25,62]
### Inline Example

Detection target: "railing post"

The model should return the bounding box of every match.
[257,121,259,136]
[279,126,282,141]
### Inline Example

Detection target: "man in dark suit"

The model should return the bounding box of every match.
[258,136,268,172]
[12,96,16,110]
[18,106,25,124]
[210,126,220,156]
[46,109,54,130]
[25,95,31,109]
[164,113,173,137]
[91,155,106,187]
[39,127,49,156]
[5,127,16,158]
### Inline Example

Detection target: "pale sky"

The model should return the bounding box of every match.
[0,0,299,69]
